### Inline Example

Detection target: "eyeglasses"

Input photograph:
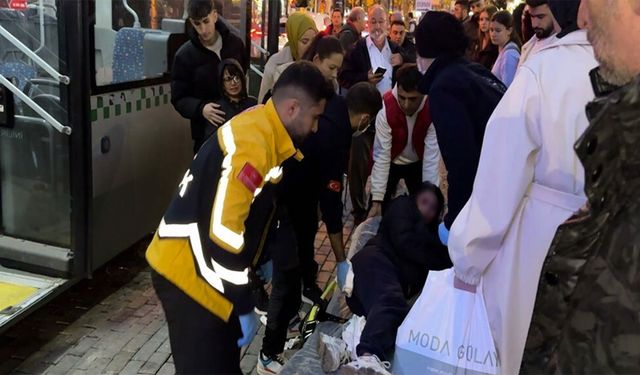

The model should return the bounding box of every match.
[223,75,241,84]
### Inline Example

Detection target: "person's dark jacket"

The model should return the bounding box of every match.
[338,38,408,90]
[418,55,505,228]
[205,59,257,139]
[170,21,248,150]
[463,15,480,60]
[365,196,452,297]
[277,95,352,235]
[338,21,361,52]
[476,41,498,71]
[392,37,417,63]
[522,72,640,374]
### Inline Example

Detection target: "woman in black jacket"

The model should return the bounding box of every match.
[343,182,452,369]
[204,59,257,139]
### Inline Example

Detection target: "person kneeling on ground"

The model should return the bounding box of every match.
[325,182,453,375]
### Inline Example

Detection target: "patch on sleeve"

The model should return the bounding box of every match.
[327,180,342,193]
[238,163,263,193]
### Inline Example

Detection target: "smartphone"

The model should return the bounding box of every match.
[374,67,387,76]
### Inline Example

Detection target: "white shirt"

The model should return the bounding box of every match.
[371,87,440,201]
[366,36,393,94]
[206,32,223,59]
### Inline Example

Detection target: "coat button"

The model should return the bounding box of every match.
[586,137,598,155]
[544,272,559,286]
[592,165,603,182]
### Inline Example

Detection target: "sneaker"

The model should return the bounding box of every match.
[338,355,391,375]
[253,284,270,316]
[302,285,326,308]
[318,333,350,373]
[257,351,286,375]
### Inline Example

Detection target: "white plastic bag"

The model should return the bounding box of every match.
[393,269,500,375]
[342,217,381,297]
[341,315,367,361]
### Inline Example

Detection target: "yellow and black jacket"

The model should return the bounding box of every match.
[146,100,300,322]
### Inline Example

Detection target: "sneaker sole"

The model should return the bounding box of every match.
[256,365,280,375]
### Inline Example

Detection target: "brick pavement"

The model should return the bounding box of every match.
[9,221,354,375]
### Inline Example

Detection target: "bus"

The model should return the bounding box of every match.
[0,0,279,331]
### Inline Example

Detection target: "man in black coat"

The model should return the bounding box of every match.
[171,0,248,153]
[414,11,505,243]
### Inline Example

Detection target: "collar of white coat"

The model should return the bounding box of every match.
[536,29,590,54]
[390,85,428,119]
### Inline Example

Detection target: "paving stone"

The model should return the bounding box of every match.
[139,351,171,374]
[317,271,332,284]
[240,354,258,375]
[157,361,175,375]
[156,338,172,354]
[67,336,100,357]
[45,354,82,374]
[140,317,164,336]
[120,360,145,375]
[122,333,152,354]
[104,350,135,373]
[132,328,165,362]
[85,356,111,373]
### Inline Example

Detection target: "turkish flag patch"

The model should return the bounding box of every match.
[237,163,263,193]
[327,180,342,192]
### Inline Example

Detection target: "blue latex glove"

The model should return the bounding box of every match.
[336,261,349,291]
[256,260,273,283]
[237,312,258,347]
[438,222,449,246]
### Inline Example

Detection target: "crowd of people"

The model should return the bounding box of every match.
[144,0,640,374]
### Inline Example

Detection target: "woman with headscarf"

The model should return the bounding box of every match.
[257,12,318,104]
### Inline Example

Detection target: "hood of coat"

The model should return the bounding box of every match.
[536,28,590,55]
[218,58,247,100]
[548,0,580,38]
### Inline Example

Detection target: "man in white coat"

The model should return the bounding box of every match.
[447,1,598,374]
[519,0,559,66]
[369,64,440,217]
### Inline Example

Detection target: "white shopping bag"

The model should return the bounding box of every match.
[393,269,500,375]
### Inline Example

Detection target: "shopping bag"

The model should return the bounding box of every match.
[392,269,500,375]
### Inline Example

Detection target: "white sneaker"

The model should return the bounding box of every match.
[338,355,391,375]
[257,351,286,375]
[318,333,350,372]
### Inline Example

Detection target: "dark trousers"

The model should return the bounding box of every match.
[382,162,423,210]
[151,271,242,375]
[346,250,410,361]
[349,129,375,221]
[262,206,317,355]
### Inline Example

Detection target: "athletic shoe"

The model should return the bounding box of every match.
[302,284,325,308]
[257,351,286,375]
[318,333,350,373]
[338,355,391,375]
[253,284,270,316]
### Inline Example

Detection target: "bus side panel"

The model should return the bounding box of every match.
[90,83,191,269]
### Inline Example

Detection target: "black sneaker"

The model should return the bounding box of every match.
[253,284,270,316]
[302,285,327,310]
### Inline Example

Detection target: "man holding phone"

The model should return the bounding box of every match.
[339,5,408,224]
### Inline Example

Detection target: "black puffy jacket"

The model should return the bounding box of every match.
[170,21,247,149]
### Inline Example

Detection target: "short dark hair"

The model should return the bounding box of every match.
[301,35,343,61]
[455,0,469,9]
[273,61,334,105]
[188,0,221,19]
[395,64,422,92]
[525,0,548,7]
[408,12,414,18]
[331,8,342,16]
[346,82,382,117]
[415,181,446,226]
[390,20,406,29]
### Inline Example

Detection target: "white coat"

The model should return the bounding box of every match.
[447,30,598,375]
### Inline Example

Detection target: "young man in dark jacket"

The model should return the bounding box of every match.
[171,0,248,153]
[414,11,505,243]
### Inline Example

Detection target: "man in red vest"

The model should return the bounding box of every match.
[369,64,440,218]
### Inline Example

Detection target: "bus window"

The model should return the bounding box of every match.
[94,0,187,86]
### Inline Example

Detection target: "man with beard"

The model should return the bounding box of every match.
[447,0,597,373]
[339,5,408,224]
[146,63,334,374]
[519,0,559,66]
[522,0,640,373]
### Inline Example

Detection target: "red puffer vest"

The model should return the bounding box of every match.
[383,91,432,160]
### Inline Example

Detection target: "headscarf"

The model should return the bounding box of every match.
[548,0,581,38]
[286,12,318,60]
